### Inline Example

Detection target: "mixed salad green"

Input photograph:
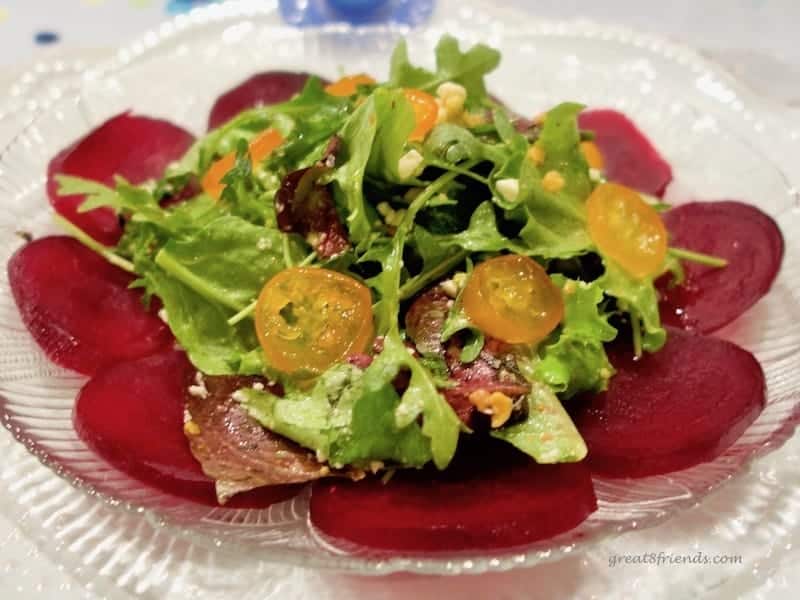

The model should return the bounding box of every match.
[55,35,721,474]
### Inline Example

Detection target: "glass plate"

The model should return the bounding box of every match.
[0,0,798,590]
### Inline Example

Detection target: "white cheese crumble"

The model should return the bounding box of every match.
[157,308,169,323]
[397,149,424,180]
[252,382,265,391]
[188,371,209,399]
[589,167,604,183]
[496,178,520,204]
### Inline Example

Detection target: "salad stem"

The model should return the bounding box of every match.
[155,250,244,312]
[228,300,257,326]
[668,247,728,268]
[399,249,469,300]
[53,214,136,274]
[631,309,643,359]
[426,160,490,185]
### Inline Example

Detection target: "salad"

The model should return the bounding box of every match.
[7,36,783,552]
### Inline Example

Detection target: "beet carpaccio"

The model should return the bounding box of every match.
[7,35,784,554]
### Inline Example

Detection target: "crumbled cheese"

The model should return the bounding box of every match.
[252,382,265,391]
[526,144,546,166]
[316,449,329,463]
[231,390,247,403]
[188,385,208,399]
[440,279,459,298]
[157,308,169,323]
[397,149,424,180]
[589,167,604,182]
[496,178,520,204]
[563,280,577,295]
[542,170,565,193]
[440,271,467,298]
[188,372,208,399]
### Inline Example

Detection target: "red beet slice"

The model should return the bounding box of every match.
[578,109,673,197]
[7,236,173,375]
[310,441,597,552]
[47,113,195,245]
[571,328,766,478]
[74,350,300,507]
[208,71,325,130]
[659,201,784,333]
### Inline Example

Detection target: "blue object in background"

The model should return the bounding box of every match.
[166,0,221,15]
[34,30,60,46]
[280,0,434,26]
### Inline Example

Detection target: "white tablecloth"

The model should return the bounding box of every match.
[0,1,798,597]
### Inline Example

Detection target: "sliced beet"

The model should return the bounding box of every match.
[7,236,173,375]
[310,440,597,552]
[47,113,195,245]
[208,71,325,130]
[74,350,299,507]
[659,201,784,333]
[578,109,673,197]
[571,328,766,478]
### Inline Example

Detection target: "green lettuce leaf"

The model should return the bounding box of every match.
[492,382,587,462]
[389,35,500,106]
[239,362,433,468]
[599,259,667,352]
[528,276,617,398]
[154,215,304,311]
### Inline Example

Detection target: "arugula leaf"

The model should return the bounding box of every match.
[388,35,500,107]
[332,95,380,247]
[438,201,525,254]
[525,276,617,398]
[144,266,261,374]
[440,292,484,364]
[239,362,433,468]
[535,102,592,200]
[599,259,667,352]
[365,87,429,185]
[154,215,302,310]
[492,382,587,462]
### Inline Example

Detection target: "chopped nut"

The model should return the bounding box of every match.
[468,389,514,428]
[542,170,565,193]
[376,201,392,217]
[496,178,520,204]
[183,420,201,436]
[526,144,546,166]
[461,111,487,128]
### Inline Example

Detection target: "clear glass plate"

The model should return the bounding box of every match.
[0,0,798,590]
